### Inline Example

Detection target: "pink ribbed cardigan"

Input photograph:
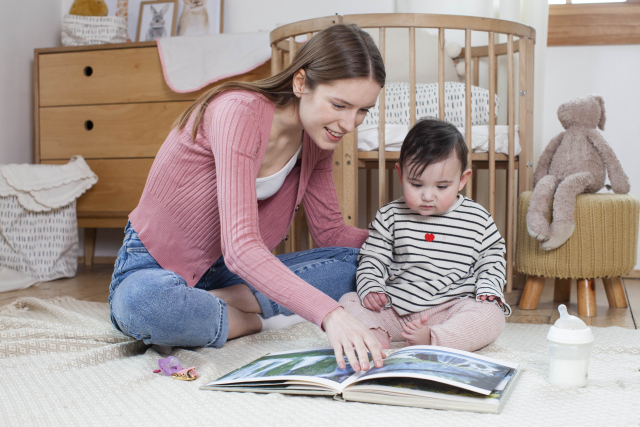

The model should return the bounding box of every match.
[129,90,368,327]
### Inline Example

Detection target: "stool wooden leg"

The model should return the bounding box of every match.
[519,275,546,310]
[577,278,597,317]
[553,278,571,302]
[602,277,628,308]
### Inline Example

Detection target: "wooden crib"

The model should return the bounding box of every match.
[270,14,536,296]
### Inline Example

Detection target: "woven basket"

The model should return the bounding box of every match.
[516,191,639,279]
[62,15,128,46]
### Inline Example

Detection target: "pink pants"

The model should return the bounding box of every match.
[339,293,505,352]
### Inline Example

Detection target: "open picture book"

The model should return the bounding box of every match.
[201,345,522,414]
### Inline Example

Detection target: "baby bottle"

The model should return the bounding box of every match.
[547,304,594,387]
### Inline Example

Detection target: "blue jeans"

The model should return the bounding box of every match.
[109,222,359,348]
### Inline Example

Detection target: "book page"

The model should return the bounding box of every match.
[342,345,515,395]
[345,369,516,404]
[204,347,357,391]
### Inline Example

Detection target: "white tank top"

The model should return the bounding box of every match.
[256,144,302,200]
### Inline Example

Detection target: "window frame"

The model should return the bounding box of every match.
[548,2,640,45]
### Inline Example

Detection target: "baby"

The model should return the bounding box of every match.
[339,118,511,352]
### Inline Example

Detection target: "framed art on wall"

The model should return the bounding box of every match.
[176,0,223,36]
[129,0,222,41]
[136,0,178,41]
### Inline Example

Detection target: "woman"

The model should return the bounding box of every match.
[109,24,385,372]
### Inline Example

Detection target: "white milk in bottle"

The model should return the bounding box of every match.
[547,304,594,387]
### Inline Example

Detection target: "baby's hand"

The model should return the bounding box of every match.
[478,294,503,307]
[363,292,388,312]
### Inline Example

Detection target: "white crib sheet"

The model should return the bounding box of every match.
[357,124,521,156]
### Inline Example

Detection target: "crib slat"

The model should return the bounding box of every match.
[409,27,416,127]
[307,32,313,41]
[333,137,344,220]
[272,45,282,75]
[494,48,499,93]
[526,38,535,193]
[473,57,479,87]
[366,169,372,226]
[289,36,297,65]
[308,228,314,249]
[506,35,515,293]
[488,32,496,217]
[271,45,277,76]
[378,27,386,208]
[438,28,445,121]
[343,129,358,226]
[465,29,472,199]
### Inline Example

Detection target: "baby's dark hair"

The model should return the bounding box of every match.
[399,118,468,178]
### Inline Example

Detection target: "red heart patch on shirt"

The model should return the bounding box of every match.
[425,233,435,242]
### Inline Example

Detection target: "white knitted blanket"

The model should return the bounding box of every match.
[0,155,97,212]
[157,32,271,93]
[1,297,638,426]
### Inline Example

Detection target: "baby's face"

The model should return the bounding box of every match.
[396,156,471,216]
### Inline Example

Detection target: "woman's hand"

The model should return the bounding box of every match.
[321,307,386,372]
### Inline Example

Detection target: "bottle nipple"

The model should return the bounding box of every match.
[553,304,587,330]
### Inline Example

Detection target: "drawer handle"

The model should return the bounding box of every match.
[84,66,93,77]
[84,120,94,131]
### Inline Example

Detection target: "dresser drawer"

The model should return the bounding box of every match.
[39,102,191,160]
[43,158,154,217]
[38,47,272,107]
[38,48,195,106]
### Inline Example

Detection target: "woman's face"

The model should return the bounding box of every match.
[295,72,381,150]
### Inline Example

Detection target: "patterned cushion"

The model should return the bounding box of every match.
[362,82,501,128]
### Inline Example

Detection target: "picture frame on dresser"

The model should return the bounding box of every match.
[136,0,179,42]
[128,0,224,41]
[33,41,270,265]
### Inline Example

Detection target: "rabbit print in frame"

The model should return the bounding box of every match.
[177,0,222,36]
[136,0,178,42]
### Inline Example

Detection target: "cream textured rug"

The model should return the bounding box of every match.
[1,297,639,427]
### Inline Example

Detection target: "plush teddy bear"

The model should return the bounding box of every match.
[526,94,630,250]
[69,0,109,16]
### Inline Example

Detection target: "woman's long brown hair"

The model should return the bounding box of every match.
[175,23,386,140]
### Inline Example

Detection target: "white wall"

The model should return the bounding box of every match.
[223,0,394,34]
[542,45,640,269]
[0,1,63,165]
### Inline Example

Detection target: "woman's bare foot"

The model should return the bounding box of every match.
[226,305,262,339]
[371,328,391,349]
[209,284,261,313]
[401,314,430,346]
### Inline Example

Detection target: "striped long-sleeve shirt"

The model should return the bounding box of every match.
[356,195,511,316]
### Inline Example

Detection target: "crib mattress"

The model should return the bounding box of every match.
[357,124,521,156]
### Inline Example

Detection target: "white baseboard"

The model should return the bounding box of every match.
[623,270,640,279]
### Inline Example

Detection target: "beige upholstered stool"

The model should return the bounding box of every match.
[515,192,639,316]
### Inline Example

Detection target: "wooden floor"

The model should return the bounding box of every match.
[1,266,639,329]
[507,277,639,329]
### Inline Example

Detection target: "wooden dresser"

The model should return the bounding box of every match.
[34,41,271,264]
